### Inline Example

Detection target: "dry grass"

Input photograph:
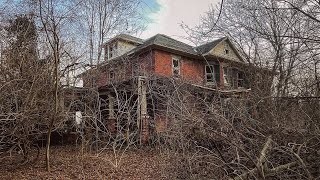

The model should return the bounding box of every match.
[0,145,169,180]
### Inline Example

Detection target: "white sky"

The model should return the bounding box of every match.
[140,0,221,44]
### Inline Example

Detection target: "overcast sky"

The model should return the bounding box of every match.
[140,0,221,44]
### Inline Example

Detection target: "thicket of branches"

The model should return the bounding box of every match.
[0,0,146,171]
[0,0,319,179]
[170,0,320,179]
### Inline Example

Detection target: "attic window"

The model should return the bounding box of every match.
[172,56,180,76]
[224,43,230,55]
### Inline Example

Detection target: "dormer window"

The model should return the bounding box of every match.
[107,43,117,60]
[224,43,230,55]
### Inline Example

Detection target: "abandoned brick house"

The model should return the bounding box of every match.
[81,34,269,144]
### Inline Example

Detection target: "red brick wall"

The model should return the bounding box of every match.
[154,50,172,76]
[133,51,154,76]
[154,50,204,85]
[86,49,225,88]
[93,51,154,88]
[97,71,108,87]
[181,57,204,85]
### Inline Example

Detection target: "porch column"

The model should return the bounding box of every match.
[108,94,116,133]
[220,62,225,88]
[137,76,149,144]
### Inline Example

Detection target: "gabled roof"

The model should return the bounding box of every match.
[130,34,198,56]
[195,37,226,54]
[105,34,244,63]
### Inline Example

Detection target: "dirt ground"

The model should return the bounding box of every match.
[0,146,169,180]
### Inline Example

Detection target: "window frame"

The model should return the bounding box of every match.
[237,70,245,88]
[107,43,117,60]
[109,70,115,80]
[224,43,230,55]
[205,65,215,85]
[172,55,181,76]
[223,67,246,88]
[205,64,220,85]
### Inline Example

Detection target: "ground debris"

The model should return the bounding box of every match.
[0,146,167,180]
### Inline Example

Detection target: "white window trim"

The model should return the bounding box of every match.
[205,65,215,85]
[223,67,230,86]
[172,55,181,76]
[107,43,117,60]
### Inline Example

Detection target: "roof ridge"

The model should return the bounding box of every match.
[196,37,226,48]
[156,34,193,47]
[106,33,144,44]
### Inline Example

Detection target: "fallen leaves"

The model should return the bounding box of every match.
[0,145,168,180]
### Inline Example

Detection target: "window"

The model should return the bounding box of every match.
[109,70,114,79]
[109,46,113,58]
[205,65,214,84]
[237,71,245,88]
[172,56,180,76]
[205,64,220,85]
[224,43,230,55]
[223,67,246,88]
[107,43,117,60]
[223,67,230,86]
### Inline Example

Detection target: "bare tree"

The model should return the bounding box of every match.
[185,0,320,98]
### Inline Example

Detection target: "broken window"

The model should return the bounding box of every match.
[205,64,220,85]
[206,65,214,84]
[223,67,246,88]
[172,56,180,76]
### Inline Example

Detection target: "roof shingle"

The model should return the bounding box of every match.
[195,37,225,54]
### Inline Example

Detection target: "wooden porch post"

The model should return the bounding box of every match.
[108,94,116,133]
[137,76,149,144]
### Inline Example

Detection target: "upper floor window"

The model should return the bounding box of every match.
[205,64,220,85]
[109,70,115,80]
[107,43,117,60]
[109,46,113,58]
[224,43,230,55]
[172,55,180,76]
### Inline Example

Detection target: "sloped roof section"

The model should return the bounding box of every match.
[118,34,244,63]
[153,34,197,55]
[195,37,226,54]
[107,34,144,45]
[132,34,197,55]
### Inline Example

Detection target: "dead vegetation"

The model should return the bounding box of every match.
[0,146,167,180]
[0,0,320,179]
